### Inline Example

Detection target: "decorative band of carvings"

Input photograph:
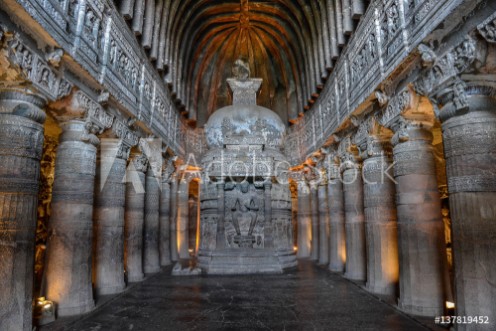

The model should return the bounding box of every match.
[52,190,94,205]
[0,178,39,193]
[364,194,396,208]
[0,119,44,159]
[448,175,496,193]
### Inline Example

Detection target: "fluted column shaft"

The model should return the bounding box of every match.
[342,165,366,281]
[264,182,274,248]
[439,91,496,326]
[159,180,172,266]
[297,180,312,258]
[393,124,445,317]
[318,183,330,265]
[124,153,147,282]
[0,91,45,330]
[45,120,97,316]
[310,184,319,261]
[177,176,190,259]
[362,148,399,296]
[144,167,160,273]
[170,175,179,261]
[93,139,127,295]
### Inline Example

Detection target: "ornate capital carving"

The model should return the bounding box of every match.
[391,117,433,146]
[111,120,139,160]
[414,36,477,119]
[338,137,360,170]
[379,88,419,128]
[129,153,148,173]
[478,12,496,44]
[162,157,176,183]
[0,90,47,124]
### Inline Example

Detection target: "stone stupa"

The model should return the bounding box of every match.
[197,60,297,274]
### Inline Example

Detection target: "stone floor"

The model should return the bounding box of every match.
[42,261,446,331]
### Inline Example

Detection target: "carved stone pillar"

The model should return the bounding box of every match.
[264,182,274,248]
[296,177,311,258]
[144,166,161,273]
[170,174,179,261]
[360,134,399,296]
[327,154,346,272]
[309,182,319,261]
[340,139,366,281]
[177,174,190,260]
[0,90,45,330]
[93,139,128,295]
[45,93,112,317]
[392,118,445,316]
[216,180,226,249]
[436,84,496,323]
[124,152,148,282]
[93,120,137,292]
[318,180,330,266]
[159,159,174,266]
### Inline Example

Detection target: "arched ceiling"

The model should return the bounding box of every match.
[169,0,328,127]
[118,0,369,127]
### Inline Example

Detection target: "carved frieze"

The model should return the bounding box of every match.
[3,34,73,100]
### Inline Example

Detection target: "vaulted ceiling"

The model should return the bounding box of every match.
[118,0,368,127]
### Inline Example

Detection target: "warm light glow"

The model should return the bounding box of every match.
[188,249,194,253]
[293,246,298,251]
[446,301,455,309]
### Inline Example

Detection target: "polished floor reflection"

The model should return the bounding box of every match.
[49,261,439,331]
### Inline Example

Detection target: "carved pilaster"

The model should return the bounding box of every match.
[124,152,148,282]
[0,90,46,331]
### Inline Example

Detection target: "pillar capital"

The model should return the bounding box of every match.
[129,152,149,173]
[338,136,360,171]
[353,116,393,160]
[111,119,139,160]
[0,89,46,124]
[390,116,435,146]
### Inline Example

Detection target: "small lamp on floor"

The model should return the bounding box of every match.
[34,297,56,326]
